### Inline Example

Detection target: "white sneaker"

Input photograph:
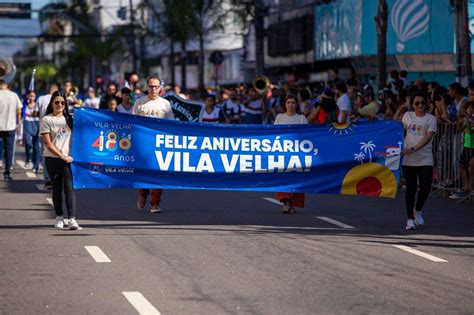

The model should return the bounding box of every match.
[406,219,416,230]
[68,218,79,230]
[150,205,162,213]
[415,211,424,227]
[55,216,65,229]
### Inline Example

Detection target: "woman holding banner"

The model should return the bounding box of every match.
[40,91,80,230]
[274,94,308,213]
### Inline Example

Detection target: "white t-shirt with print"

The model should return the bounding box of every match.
[40,115,72,158]
[132,96,174,119]
[274,113,308,125]
[402,111,437,166]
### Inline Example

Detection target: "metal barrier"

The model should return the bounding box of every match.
[431,122,472,203]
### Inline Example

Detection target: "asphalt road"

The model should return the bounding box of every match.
[1,154,473,314]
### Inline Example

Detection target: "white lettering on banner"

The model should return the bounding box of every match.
[155,135,319,155]
[221,154,239,173]
[153,135,317,174]
[155,152,312,173]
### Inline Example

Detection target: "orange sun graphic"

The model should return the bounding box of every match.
[328,122,357,135]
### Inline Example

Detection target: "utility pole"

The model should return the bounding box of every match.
[454,0,471,86]
[129,0,138,72]
[91,0,101,89]
[254,0,265,76]
[375,0,388,91]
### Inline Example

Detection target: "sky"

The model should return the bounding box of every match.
[0,0,51,58]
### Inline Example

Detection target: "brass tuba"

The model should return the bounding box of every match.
[0,57,17,83]
[253,75,270,95]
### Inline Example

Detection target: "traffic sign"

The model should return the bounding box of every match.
[209,51,224,65]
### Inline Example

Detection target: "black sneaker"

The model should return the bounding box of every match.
[4,174,13,181]
[44,181,52,189]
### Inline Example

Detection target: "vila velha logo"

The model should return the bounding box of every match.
[90,121,136,162]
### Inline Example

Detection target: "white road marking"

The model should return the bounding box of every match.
[15,160,28,169]
[36,184,47,191]
[26,171,37,178]
[123,292,161,315]
[84,246,111,263]
[46,198,53,207]
[393,245,448,262]
[316,216,355,229]
[263,197,282,205]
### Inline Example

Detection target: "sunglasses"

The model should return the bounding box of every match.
[54,101,66,106]
[148,85,160,89]
[413,101,426,106]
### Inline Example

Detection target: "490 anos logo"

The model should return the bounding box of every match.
[91,130,135,162]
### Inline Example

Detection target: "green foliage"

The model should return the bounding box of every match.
[25,64,58,80]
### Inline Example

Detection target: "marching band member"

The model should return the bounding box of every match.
[199,94,228,123]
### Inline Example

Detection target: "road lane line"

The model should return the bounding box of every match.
[263,197,282,205]
[26,171,37,178]
[316,216,355,229]
[36,184,47,191]
[46,198,53,207]
[84,246,111,263]
[15,159,28,169]
[392,245,448,262]
[123,291,161,315]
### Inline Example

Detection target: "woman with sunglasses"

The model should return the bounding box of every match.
[40,91,80,230]
[274,94,308,213]
[401,91,437,230]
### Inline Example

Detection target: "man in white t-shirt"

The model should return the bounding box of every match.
[134,76,175,213]
[335,82,351,123]
[37,84,59,120]
[0,80,22,181]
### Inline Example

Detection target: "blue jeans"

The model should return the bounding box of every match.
[23,121,40,170]
[0,130,15,176]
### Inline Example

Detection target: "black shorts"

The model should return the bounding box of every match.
[459,147,474,167]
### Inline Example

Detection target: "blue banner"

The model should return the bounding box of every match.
[72,108,404,198]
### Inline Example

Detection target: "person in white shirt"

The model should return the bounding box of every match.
[401,91,437,230]
[0,80,22,181]
[222,92,243,124]
[199,94,227,123]
[40,90,80,230]
[36,84,58,188]
[117,87,134,114]
[83,87,100,109]
[37,84,59,120]
[134,76,175,213]
[335,82,351,123]
[274,94,308,213]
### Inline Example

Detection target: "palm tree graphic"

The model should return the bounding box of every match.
[360,141,376,162]
[353,152,366,164]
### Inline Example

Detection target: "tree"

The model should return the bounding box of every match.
[162,0,196,91]
[189,0,228,95]
[375,0,388,91]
